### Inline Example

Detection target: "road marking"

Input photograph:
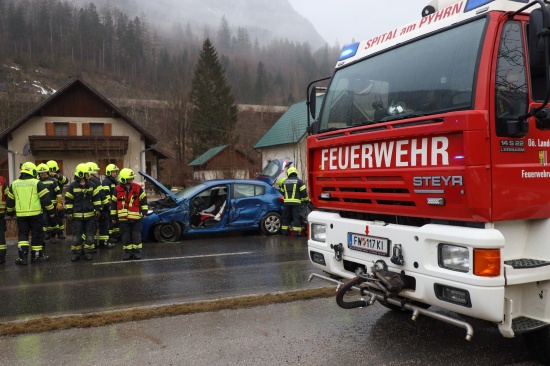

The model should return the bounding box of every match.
[93,251,254,265]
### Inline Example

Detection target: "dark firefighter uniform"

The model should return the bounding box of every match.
[47,160,68,239]
[37,163,61,241]
[65,163,101,261]
[281,167,309,236]
[6,162,55,265]
[0,175,8,264]
[111,168,148,260]
[86,162,109,249]
[101,164,119,248]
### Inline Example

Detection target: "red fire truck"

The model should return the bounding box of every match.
[306,0,550,362]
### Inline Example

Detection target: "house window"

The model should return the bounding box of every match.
[90,123,104,136]
[54,123,69,136]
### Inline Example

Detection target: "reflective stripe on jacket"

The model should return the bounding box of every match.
[282,176,308,205]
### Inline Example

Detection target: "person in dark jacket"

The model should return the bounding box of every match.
[64,163,101,262]
[86,162,108,250]
[47,160,67,239]
[281,167,309,236]
[100,163,119,249]
[6,162,55,265]
[37,163,61,242]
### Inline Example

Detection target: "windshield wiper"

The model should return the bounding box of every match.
[377,113,424,123]
[351,120,375,127]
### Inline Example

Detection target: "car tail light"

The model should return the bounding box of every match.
[277,196,284,202]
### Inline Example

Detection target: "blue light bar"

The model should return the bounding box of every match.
[465,0,494,12]
[338,42,360,61]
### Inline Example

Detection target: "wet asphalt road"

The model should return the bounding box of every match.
[0,233,543,365]
[0,232,316,322]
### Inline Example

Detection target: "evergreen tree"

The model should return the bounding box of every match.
[254,61,268,104]
[189,38,238,157]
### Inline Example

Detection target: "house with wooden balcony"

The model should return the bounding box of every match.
[0,77,168,183]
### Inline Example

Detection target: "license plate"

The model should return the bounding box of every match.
[348,233,390,256]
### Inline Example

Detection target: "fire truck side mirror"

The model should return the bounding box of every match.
[528,7,549,70]
[309,87,318,119]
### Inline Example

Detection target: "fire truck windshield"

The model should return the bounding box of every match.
[318,17,486,132]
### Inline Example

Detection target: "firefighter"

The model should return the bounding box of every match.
[100,163,119,249]
[65,163,101,261]
[6,162,55,265]
[86,162,109,250]
[36,163,61,242]
[280,167,309,236]
[0,173,8,264]
[111,168,148,260]
[46,160,67,239]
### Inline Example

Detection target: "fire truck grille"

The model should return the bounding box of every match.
[316,175,415,207]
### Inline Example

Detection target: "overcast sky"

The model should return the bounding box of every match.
[287,0,432,46]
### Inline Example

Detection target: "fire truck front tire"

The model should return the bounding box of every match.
[523,326,550,365]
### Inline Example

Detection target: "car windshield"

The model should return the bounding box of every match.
[175,183,207,199]
[319,18,486,131]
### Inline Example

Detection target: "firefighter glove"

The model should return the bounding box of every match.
[95,210,100,219]
[67,214,73,221]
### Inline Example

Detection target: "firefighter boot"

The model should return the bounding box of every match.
[84,249,93,261]
[44,231,51,240]
[0,249,6,264]
[31,250,50,263]
[15,249,28,265]
[122,249,133,261]
[71,250,82,262]
[57,230,66,240]
[132,249,141,260]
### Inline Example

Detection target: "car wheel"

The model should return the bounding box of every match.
[261,212,281,235]
[153,222,182,242]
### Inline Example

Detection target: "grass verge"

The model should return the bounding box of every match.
[0,287,335,337]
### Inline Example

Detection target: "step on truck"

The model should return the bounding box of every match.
[306,0,550,363]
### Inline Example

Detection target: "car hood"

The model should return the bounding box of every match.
[139,171,177,200]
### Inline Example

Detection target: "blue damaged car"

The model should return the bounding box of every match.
[139,172,284,242]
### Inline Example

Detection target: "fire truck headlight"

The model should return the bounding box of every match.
[438,244,470,273]
[311,224,326,242]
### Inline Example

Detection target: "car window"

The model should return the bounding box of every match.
[233,184,265,198]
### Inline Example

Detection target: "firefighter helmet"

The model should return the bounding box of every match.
[20,162,37,177]
[36,163,50,174]
[287,167,298,176]
[46,160,59,172]
[75,163,91,179]
[119,168,136,184]
[105,164,119,177]
[86,162,100,174]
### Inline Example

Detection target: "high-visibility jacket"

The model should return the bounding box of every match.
[6,175,54,217]
[282,175,308,206]
[64,179,101,219]
[112,183,148,221]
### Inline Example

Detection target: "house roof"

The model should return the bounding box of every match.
[0,77,159,148]
[188,145,229,167]
[253,95,323,149]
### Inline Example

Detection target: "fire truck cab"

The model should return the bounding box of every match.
[306,0,550,363]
